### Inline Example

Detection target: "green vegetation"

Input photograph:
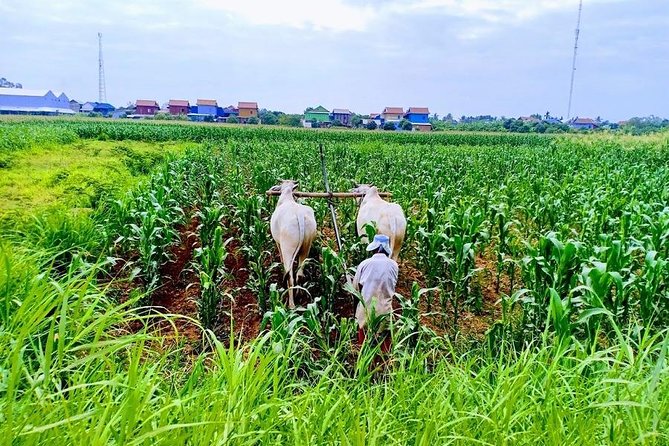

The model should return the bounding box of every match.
[1,119,668,444]
[0,125,187,226]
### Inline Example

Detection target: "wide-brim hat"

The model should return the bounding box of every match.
[366,234,391,255]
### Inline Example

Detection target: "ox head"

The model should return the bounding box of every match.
[350,183,374,204]
[270,179,299,193]
[350,183,373,194]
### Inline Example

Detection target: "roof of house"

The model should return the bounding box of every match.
[383,107,404,114]
[332,108,352,115]
[0,105,75,114]
[197,99,217,106]
[169,99,190,107]
[406,107,430,114]
[238,101,258,109]
[0,87,52,97]
[94,102,115,110]
[307,105,329,113]
[136,100,158,107]
[572,117,597,125]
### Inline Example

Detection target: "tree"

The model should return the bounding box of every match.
[278,114,302,127]
[227,116,239,124]
[247,116,259,125]
[383,121,397,131]
[0,77,22,88]
[351,115,363,128]
[366,120,377,130]
[400,119,413,131]
[332,119,344,127]
[259,111,278,125]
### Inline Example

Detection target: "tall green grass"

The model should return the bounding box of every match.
[1,242,667,444]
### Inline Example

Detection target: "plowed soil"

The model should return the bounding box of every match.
[110,213,504,347]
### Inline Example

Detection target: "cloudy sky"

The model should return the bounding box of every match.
[1,0,667,120]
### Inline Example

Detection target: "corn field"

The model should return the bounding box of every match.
[1,119,669,444]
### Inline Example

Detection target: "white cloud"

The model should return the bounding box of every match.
[199,0,376,32]
[396,0,627,24]
[195,0,628,36]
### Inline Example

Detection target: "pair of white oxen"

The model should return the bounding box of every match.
[269,180,407,309]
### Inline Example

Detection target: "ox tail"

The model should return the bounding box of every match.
[283,213,305,284]
[389,214,397,257]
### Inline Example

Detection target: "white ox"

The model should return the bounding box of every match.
[351,184,406,261]
[269,180,317,308]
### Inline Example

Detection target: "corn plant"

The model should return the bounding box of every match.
[319,246,345,314]
[193,226,229,330]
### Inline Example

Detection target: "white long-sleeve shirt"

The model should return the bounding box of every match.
[353,253,399,329]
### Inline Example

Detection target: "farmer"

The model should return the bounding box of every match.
[353,234,399,353]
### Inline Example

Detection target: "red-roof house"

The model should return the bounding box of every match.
[135,100,159,116]
[238,101,259,123]
[381,107,404,122]
[168,99,189,116]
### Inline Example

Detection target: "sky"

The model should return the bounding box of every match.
[1,0,667,121]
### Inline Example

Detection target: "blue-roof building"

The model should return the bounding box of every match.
[0,88,75,115]
[217,105,239,121]
[404,107,430,124]
[93,102,115,116]
[196,99,217,116]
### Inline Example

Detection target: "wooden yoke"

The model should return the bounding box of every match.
[265,191,392,199]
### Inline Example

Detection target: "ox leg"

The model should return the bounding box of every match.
[281,244,297,309]
[391,232,405,262]
[287,270,296,309]
[295,241,312,281]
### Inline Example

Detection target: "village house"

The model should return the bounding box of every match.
[217,105,239,122]
[362,113,382,128]
[80,102,96,113]
[304,106,330,126]
[569,117,598,130]
[331,108,352,127]
[79,101,115,116]
[405,107,431,131]
[238,101,259,123]
[168,99,189,116]
[381,107,404,128]
[69,99,81,113]
[196,99,217,116]
[135,99,159,116]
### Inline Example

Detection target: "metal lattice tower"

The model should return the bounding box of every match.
[567,0,583,120]
[98,32,107,103]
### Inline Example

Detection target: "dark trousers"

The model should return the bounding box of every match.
[358,328,392,353]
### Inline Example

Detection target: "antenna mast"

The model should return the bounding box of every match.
[567,0,583,120]
[98,32,107,103]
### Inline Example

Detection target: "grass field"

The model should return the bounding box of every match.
[1,119,668,444]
